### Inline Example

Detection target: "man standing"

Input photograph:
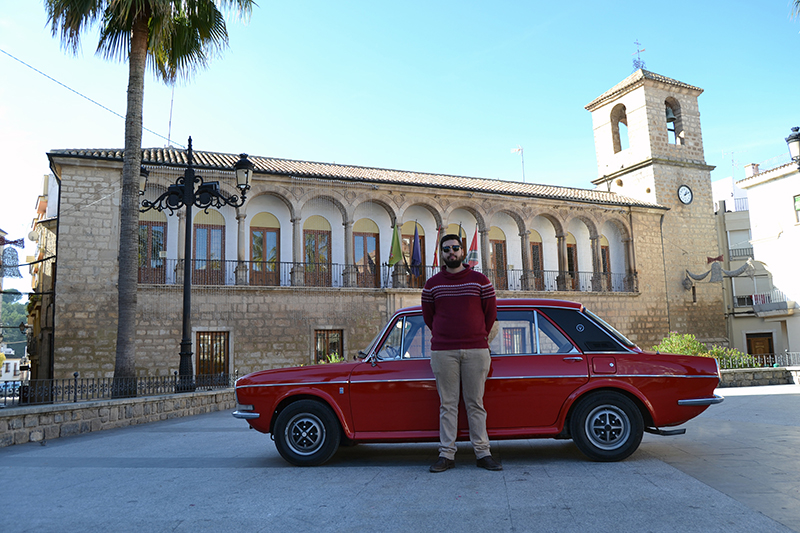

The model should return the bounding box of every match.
[421,233,502,472]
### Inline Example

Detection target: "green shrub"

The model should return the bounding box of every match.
[652,332,758,368]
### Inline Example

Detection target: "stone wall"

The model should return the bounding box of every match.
[0,389,234,448]
[719,367,799,387]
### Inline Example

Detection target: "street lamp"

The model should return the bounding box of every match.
[140,137,253,391]
[786,127,800,170]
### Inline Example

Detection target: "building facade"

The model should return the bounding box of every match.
[736,159,800,353]
[39,70,726,379]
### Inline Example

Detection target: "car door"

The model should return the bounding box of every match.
[484,309,589,430]
[349,313,440,437]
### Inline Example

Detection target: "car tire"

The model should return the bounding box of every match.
[570,391,643,462]
[273,400,341,466]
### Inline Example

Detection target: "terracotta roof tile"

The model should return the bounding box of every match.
[48,147,665,209]
[585,69,703,111]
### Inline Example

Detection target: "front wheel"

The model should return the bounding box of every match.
[273,400,341,466]
[570,391,643,462]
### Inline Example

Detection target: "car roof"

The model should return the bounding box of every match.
[395,298,584,314]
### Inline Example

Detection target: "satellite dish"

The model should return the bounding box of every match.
[28,231,38,242]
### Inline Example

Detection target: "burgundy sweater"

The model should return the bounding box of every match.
[421,266,497,351]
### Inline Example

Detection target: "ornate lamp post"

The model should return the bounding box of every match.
[140,137,254,391]
[786,127,800,170]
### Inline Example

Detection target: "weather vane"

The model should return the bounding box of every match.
[632,39,646,71]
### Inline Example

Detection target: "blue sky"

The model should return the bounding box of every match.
[1,1,799,292]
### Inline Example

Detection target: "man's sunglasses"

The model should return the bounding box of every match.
[441,245,461,253]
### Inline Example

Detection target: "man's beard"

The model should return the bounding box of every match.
[444,257,463,269]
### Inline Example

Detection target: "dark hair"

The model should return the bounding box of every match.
[440,233,462,248]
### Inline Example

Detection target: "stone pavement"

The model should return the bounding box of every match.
[1,386,798,532]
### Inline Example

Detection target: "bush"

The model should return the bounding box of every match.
[652,332,707,356]
[652,332,758,368]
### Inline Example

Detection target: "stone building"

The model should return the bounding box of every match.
[39,70,725,380]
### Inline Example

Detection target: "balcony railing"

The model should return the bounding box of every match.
[734,289,791,308]
[729,247,753,259]
[138,259,638,293]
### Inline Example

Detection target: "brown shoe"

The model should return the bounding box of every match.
[476,456,503,471]
[429,456,455,473]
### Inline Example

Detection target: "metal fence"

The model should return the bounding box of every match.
[0,372,236,409]
[138,259,638,293]
[717,352,800,370]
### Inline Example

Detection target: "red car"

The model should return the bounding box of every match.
[233,299,723,466]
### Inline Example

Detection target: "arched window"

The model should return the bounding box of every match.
[139,209,167,283]
[665,97,683,145]
[610,103,629,153]
[354,218,379,287]
[250,212,280,286]
[193,210,225,285]
[566,232,578,290]
[489,226,508,290]
[600,235,611,289]
[529,229,544,290]
[401,221,426,288]
[304,215,332,287]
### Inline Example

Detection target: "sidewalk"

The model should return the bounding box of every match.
[1,386,798,532]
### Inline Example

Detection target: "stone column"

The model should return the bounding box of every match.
[291,216,304,286]
[556,232,568,291]
[479,227,491,275]
[519,230,531,291]
[342,218,357,287]
[590,234,602,292]
[235,211,247,285]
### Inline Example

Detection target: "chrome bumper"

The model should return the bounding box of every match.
[232,410,260,420]
[678,394,725,406]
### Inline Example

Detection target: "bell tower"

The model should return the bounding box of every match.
[585,70,725,343]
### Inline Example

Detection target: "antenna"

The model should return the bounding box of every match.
[632,40,646,72]
[167,84,176,147]
[511,145,526,183]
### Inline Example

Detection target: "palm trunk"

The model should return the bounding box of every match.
[112,15,148,396]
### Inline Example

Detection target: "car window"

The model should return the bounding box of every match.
[539,307,626,352]
[376,318,403,360]
[489,310,534,355]
[488,310,575,355]
[375,315,432,360]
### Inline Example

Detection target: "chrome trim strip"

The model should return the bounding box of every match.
[612,374,720,379]
[487,375,588,380]
[678,395,724,406]
[236,381,348,389]
[232,410,260,420]
[351,378,436,384]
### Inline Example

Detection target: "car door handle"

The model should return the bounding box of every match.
[563,357,584,362]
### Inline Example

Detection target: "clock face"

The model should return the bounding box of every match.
[678,185,693,204]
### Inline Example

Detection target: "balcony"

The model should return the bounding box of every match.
[138,260,639,293]
[733,289,797,317]
[728,247,753,260]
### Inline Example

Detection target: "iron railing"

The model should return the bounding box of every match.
[718,352,800,370]
[733,289,792,308]
[138,259,638,293]
[0,372,236,409]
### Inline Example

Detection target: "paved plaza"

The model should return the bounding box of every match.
[1,385,799,532]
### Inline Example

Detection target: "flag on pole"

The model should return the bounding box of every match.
[388,224,403,266]
[432,226,442,268]
[410,224,422,276]
[466,227,479,267]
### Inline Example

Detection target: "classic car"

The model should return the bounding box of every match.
[233,299,723,466]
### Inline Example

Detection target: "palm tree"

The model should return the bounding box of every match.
[45,1,254,391]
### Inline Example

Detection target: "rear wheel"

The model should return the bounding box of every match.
[570,391,643,462]
[273,400,341,466]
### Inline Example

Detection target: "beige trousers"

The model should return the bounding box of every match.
[430,348,492,460]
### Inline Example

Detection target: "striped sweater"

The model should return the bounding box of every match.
[421,266,497,351]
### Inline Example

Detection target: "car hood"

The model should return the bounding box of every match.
[236,361,362,387]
